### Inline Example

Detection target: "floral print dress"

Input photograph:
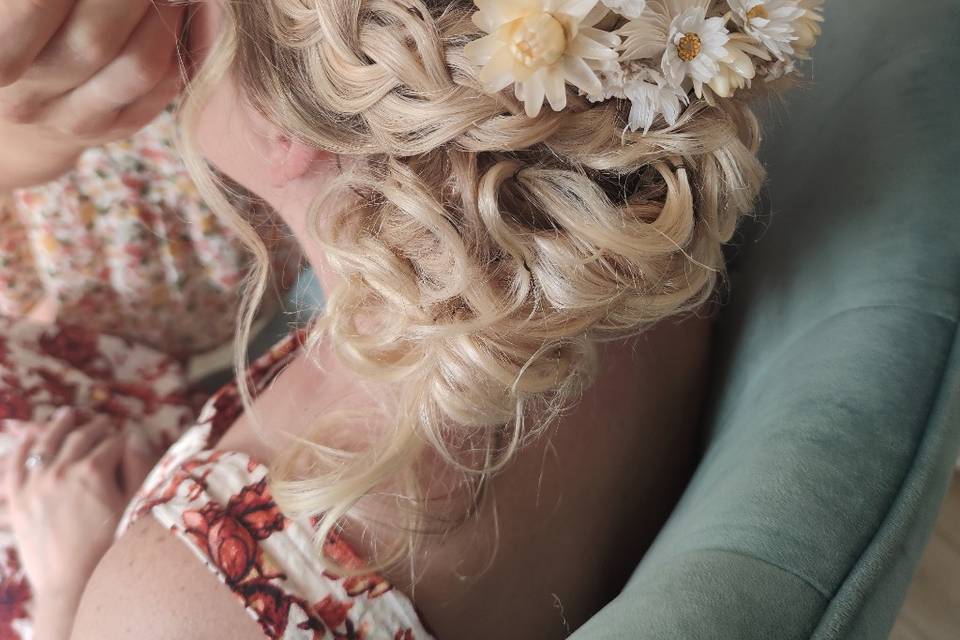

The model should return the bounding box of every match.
[0,103,297,360]
[0,105,295,638]
[0,318,200,640]
[119,329,437,640]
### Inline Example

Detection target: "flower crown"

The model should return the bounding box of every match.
[464,0,824,133]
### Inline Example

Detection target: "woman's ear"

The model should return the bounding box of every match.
[267,134,326,188]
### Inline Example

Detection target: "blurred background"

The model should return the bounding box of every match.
[890,470,960,639]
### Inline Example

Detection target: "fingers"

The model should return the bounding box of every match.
[89,431,127,476]
[1,419,35,439]
[43,3,186,136]
[91,2,186,111]
[109,63,183,137]
[121,432,157,499]
[32,407,79,460]
[0,454,8,494]
[0,0,154,122]
[48,61,183,144]
[4,410,154,506]
[0,457,9,527]
[34,0,154,82]
[52,416,115,469]
[0,0,75,87]
[4,431,36,496]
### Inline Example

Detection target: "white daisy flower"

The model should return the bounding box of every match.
[619,1,730,98]
[662,6,730,97]
[727,0,805,61]
[464,0,621,118]
[618,1,672,63]
[601,0,648,19]
[792,0,824,58]
[622,66,688,133]
[708,33,770,98]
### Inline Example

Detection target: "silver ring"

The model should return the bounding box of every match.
[24,452,48,471]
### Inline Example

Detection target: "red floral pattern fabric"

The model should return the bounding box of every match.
[120,331,437,640]
[0,99,300,639]
[0,317,200,640]
[0,550,30,640]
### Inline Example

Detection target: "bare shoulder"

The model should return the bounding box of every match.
[71,516,264,640]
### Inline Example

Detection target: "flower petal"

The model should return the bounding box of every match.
[667,0,711,14]
[709,73,732,98]
[544,68,568,111]
[580,26,621,50]
[568,33,620,60]
[557,0,603,21]
[463,33,502,66]
[582,2,611,28]
[562,55,602,93]
[473,0,540,31]
[619,11,670,61]
[520,73,548,117]
[628,98,655,133]
[728,50,756,78]
[478,49,519,92]
[602,0,647,20]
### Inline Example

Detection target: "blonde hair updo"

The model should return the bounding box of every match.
[179,0,767,577]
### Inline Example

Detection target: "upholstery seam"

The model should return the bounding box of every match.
[809,312,960,638]
[694,546,832,600]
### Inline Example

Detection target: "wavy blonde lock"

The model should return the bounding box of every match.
[177,0,767,580]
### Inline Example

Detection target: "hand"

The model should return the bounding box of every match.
[2,407,156,634]
[0,1,187,187]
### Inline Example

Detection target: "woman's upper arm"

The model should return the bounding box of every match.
[71,516,265,640]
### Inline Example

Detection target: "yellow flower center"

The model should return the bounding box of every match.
[510,12,567,69]
[676,32,703,62]
[746,5,769,20]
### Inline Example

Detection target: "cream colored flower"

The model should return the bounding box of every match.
[622,66,688,133]
[601,0,647,19]
[708,33,770,98]
[464,0,621,118]
[792,0,824,58]
[584,59,687,133]
[619,1,730,98]
[727,0,805,61]
[618,0,672,62]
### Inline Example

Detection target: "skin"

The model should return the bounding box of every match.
[0,2,184,636]
[1,409,155,640]
[0,0,186,192]
[0,0,187,329]
[68,2,714,638]
[1,0,184,570]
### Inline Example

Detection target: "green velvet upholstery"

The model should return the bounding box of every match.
[570,0,960,638]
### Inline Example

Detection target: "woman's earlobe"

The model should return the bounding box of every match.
[268,135,324,187]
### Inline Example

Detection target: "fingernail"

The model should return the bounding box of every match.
[54,406,74,420]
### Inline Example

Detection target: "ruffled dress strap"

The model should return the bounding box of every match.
[122,329,437,640]
[128,449,434,640]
